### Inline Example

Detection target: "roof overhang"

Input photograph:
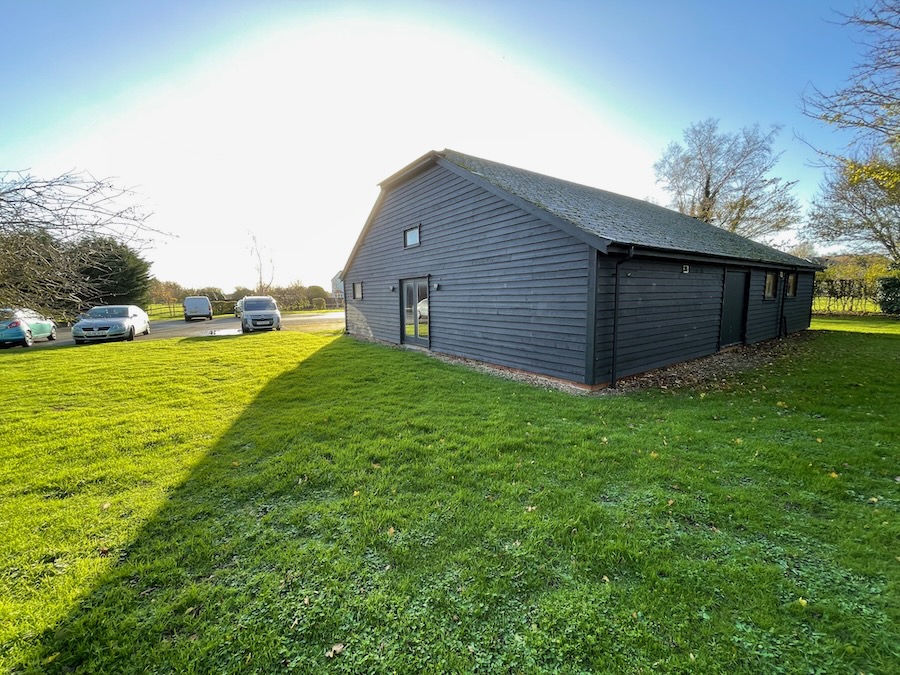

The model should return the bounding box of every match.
[379,150,443,190]
[605,243,824,270]
[434,155,613,254]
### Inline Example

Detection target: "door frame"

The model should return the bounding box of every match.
[720,268,749,348]
[400,276,430,347]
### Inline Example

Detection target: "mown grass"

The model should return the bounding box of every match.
[811,313,899,334]
[0,318,897,673]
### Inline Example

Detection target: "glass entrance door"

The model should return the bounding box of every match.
[402,278,429,346]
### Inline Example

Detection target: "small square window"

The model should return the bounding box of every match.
[404,225,420,248]
[786,273,798,298]
[764,272,778,299]
[352,282,363,300]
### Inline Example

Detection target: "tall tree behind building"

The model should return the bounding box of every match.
[654,118,801,241]
[803,1,900,260]
[803,0,900,188]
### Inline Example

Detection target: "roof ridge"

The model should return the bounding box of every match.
[437,149,817,269]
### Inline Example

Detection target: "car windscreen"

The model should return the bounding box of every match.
[88,307,129,318]
[244,299,276,311]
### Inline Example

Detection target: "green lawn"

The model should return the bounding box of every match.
[1,318,897,673]
[811,314,900,334]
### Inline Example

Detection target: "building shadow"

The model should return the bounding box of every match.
[14,336,419,673]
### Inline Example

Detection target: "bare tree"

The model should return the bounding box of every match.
[249,232,274,294]
[654,119,801,240]
[787,240,819,260]
[800,2,900,258]
[802,1,900,186]
[808,146,900,263]
[0,169,151,312]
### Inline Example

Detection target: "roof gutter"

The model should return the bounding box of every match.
[606,243,822,271]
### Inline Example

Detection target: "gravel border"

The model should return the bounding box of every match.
[431,331,817,396]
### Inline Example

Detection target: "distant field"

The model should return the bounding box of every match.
[813,296,882,314]
[146,302,230,320]
[145,303,339,321]
[1,318,897,673]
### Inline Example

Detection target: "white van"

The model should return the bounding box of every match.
[183,296,213,321]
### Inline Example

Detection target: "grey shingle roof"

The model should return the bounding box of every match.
[439,149,817,269]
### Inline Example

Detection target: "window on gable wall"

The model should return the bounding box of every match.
[786,273,798,298]
[352,282,363,300]
[764,272,778,299]
[404,225,420,248]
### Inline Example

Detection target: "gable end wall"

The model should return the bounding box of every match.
[345,163,590,382]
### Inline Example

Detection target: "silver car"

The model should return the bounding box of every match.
[72,305,151,344]
[239,296,281,333]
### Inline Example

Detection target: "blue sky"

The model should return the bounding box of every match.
[1,0,863,290]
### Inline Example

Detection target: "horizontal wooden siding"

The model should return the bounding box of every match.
[345,164,590,382]
[594,257,724,383]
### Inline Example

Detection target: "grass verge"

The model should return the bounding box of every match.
[1,318,897,673]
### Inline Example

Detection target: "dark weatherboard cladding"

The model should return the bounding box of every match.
[344,150,819,387]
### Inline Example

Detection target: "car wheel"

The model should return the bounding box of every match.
[208,314,213,320]
[143,323,150,335]
[48,326,58,341]
[126,327,135,341]
[185,317,191,322]
[241,324,249,334]
[21,331,33,347]
[276,324,282,331]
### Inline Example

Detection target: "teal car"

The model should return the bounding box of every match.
[0,308,58,348]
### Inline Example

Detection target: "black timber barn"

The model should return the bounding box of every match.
[343,150,819,388]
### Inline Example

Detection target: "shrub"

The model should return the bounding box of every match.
[876,277,900,315]
[312,297,326,310]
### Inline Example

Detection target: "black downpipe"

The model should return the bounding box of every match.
[778,272,785,337]
[343,280,349,334]
[777,268,794,338]
[610,246,635,388]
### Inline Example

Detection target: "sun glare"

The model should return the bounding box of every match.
[27,13,661,289]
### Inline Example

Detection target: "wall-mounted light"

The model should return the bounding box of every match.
[431,282,440,291]
[389,285,396,292]
[682,264,690,274]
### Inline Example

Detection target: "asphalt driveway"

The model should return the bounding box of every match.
[11,311,345,350]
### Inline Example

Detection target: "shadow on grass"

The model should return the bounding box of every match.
[12,329,897,673]
[16,337,393,673]
[19,336,563,673]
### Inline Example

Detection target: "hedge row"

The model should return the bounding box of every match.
[813,277,900,315]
